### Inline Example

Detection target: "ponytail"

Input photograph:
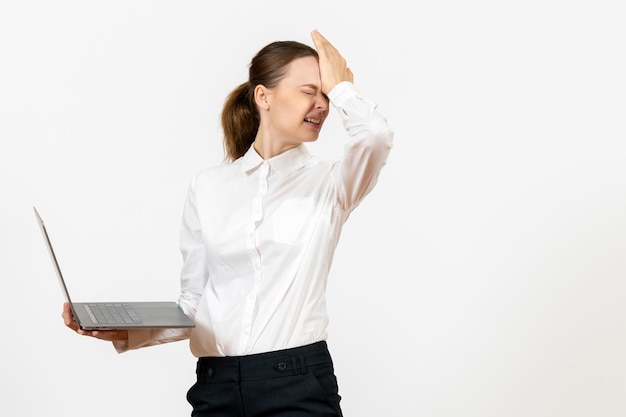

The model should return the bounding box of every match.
[221,82,259,162]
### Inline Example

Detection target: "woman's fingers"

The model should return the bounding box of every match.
[311,30,353,93]
[61,302,126,340]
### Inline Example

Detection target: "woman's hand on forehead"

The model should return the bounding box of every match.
[311,29,354,95]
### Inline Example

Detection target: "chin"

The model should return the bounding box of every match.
[306,130,322,142]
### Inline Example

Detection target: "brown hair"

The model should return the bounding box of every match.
[221,40,318,162]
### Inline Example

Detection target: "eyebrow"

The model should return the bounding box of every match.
[300,84,329,100]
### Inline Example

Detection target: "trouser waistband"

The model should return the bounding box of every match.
[195,341,332,383]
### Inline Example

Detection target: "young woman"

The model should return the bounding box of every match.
[63,29,393,416]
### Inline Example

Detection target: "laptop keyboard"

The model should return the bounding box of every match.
[84,303,142,325]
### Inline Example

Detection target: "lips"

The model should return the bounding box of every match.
[304,118,321,125]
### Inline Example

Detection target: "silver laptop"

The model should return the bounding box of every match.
[34,207,195,330]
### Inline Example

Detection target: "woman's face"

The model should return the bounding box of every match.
[263,56,330,148]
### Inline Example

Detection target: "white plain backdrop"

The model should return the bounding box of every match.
[1,1,625,416]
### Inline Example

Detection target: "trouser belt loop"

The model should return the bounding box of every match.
[290,356,298,376]
[289,353,307,376]
[298,353,307,375]
[293,353,306,375]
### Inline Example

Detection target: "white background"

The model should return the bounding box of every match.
[1,1,625,416]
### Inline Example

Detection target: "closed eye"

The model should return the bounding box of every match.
[301,84,320,96]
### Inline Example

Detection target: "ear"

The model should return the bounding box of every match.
[254,85,270,110]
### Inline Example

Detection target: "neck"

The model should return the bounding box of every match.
[252,134,299,160]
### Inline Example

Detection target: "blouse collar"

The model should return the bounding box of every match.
[240,143,311,177]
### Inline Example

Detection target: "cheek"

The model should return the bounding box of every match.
[272,95,312,128]
[282,103,309,125]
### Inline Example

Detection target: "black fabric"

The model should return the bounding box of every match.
[187,341,343,417]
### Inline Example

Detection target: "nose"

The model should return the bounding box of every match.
[315,93,329,112]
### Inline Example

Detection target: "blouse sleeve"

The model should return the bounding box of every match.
[328,81,394,212]
[177,175,209,318]
[112,178,206,353]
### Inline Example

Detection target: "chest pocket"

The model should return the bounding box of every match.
[272,197,315,245]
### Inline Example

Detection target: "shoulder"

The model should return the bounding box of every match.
[189,160,243,189]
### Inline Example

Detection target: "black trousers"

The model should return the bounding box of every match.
[187,341,343,417]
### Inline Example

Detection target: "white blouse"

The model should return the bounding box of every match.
[115,81,394,357]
